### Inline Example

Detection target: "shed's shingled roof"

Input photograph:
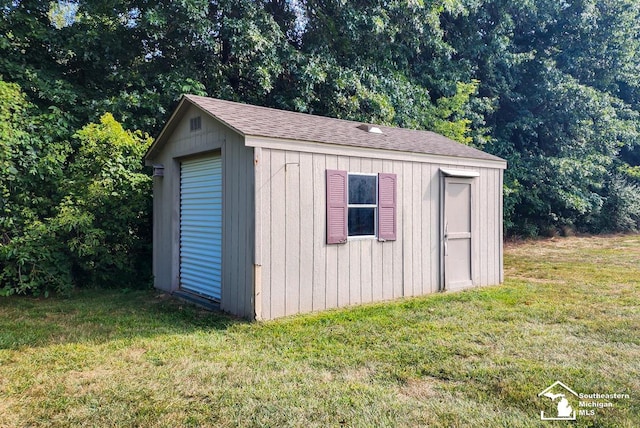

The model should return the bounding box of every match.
[160,95,504,162]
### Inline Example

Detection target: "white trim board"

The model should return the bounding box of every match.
[246,136,507,170]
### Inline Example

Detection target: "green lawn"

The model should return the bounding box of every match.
[1,235,639,427]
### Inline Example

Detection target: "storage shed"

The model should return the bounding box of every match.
[144,95,507,320]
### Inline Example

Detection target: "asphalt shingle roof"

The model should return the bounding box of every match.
[182,95,504,163]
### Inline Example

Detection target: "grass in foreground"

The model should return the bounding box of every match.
[1,235,639,427]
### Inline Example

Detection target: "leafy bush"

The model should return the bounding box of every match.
[0,79,69,295]
[596,174,640,233]
[1,79,152,296]
[60,113,153,288]
[0,220,73,296]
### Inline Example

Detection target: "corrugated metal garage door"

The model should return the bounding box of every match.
[180,155,222,300]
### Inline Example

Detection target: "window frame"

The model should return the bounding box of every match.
[347,172,378,240]
[325,169,396,245]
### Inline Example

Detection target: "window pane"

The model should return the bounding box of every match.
[349,175,376,204]
[348,208,375,236]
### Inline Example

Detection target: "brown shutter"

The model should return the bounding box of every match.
[326,169,348,244]
[378,173,397,241]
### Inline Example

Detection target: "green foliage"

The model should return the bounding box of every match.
[0,79,152,295]
[448,0,640,236]
[0,79,71,295]
[63,113,153,287]
[597,174,640,232]
[0,219,74,297]
[429,81,479,145]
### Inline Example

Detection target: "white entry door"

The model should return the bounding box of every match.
[180,155,222,300]
[443,177,473,291]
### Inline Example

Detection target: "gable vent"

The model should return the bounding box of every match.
[190,116,202,131]
[357,124,383,134]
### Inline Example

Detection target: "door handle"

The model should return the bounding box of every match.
[444,222,448,256]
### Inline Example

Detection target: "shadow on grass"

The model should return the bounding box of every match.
[0,288,245,350]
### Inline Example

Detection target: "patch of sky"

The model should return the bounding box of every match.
[48,0,79,29]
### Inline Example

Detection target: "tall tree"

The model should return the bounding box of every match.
[444,0,640,234]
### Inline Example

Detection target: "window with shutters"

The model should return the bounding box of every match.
[326,169,396,244]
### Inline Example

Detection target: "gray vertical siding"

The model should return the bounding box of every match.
[311,155,327,311]
[148,105,254,318]
[151,174,168,290]
[256,149,504,320]
[221,129,255,318]
[299,152,314,314]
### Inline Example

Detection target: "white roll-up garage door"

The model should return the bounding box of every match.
[180,155,222,300]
